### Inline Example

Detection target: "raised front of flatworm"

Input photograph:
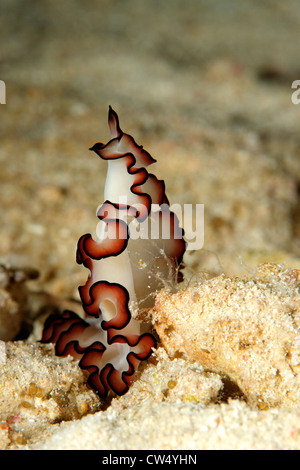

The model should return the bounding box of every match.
[41,107,186,397]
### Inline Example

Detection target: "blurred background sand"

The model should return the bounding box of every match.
[1,0,299,298]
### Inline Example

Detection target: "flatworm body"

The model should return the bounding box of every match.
[42,107,186,397]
